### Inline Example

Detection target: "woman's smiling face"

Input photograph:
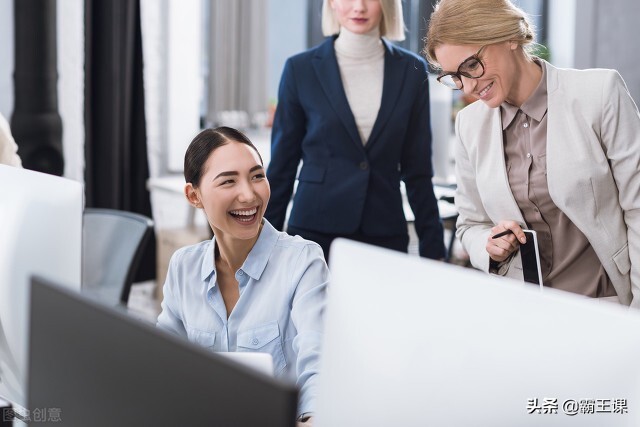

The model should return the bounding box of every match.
[187,141,270,242]
[435,42,520,108]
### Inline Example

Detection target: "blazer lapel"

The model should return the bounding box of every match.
[541,61,565,206]
[479,108,526,225]
[366,40,406,150]
[312,37,363,149]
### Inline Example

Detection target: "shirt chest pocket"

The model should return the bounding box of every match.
[237,321,286,374]
[187,329,216,349]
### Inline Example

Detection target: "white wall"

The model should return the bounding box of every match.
[267,0,308,104]
[165,0,202,172]
[140,0,168,179]
[141,0,203,175]
[547,0,640,103]
[547,0,576,68]
[574,0,640,102]
[0,0,84,182]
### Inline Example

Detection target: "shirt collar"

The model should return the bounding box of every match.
[201,219,279,283]
[501,59,548,130]
[201,237,215,282]
[239,219,279,281]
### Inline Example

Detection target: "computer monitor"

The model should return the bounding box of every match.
[0,165,83,407]
[316,239,640,427]
[27,276,298,427]
[218,352,274,377]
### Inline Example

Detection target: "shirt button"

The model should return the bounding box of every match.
[526,153,532,159]
[238,270,244,276]
[359,161,368,170]
[523,122,529,128]
[251,338,259,346]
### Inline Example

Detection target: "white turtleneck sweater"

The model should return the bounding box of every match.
[334,27,384,145]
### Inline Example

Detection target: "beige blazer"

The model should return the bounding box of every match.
[0,113,22,167]
[454,61,640,307]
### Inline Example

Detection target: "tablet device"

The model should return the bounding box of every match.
[521,229,543,288]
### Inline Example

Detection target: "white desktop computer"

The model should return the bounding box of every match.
[316,239,640,427]
[0,165,83,408]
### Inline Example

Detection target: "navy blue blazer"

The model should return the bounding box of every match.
[266,36,445,259]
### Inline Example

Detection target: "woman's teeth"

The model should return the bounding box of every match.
[230,208,257,216]
[479,82,493,97]
[230,208,257,222]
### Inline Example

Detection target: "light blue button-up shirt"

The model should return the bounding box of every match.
[157,219,328,416]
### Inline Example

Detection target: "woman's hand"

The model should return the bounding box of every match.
[486,220,526,263]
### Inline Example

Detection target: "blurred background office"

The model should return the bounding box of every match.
[1,0,639,315]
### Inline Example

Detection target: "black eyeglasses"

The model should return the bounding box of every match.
[437,45,487,90]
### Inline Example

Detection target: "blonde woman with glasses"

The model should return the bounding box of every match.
[425,0,640,307]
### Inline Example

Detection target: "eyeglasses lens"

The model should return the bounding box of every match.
[459,57,484,78]
[438,74,462,89]
[437,49,486,90]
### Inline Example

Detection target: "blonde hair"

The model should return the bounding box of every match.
[321,0,405,41]
[424,0,535,69]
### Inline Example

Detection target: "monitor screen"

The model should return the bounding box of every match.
[27,275,299,427]
[0,165,83,407]
[316,239,640,427]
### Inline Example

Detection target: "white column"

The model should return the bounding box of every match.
[166,0,202,172]
[547,0,578,69]
[57,0,85,181]
[0,1,13,119]
[428,74,454,184]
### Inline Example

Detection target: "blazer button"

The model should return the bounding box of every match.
[359,161,368,170]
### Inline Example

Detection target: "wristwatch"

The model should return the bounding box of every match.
[297,412,312,422]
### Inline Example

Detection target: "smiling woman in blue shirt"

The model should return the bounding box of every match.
[157,127,328,425]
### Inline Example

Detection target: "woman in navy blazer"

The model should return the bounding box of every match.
[266,0,445,261]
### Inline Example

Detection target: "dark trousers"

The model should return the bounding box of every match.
[286,225,409,264]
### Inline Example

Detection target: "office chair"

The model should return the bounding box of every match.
[82,208,154,306]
